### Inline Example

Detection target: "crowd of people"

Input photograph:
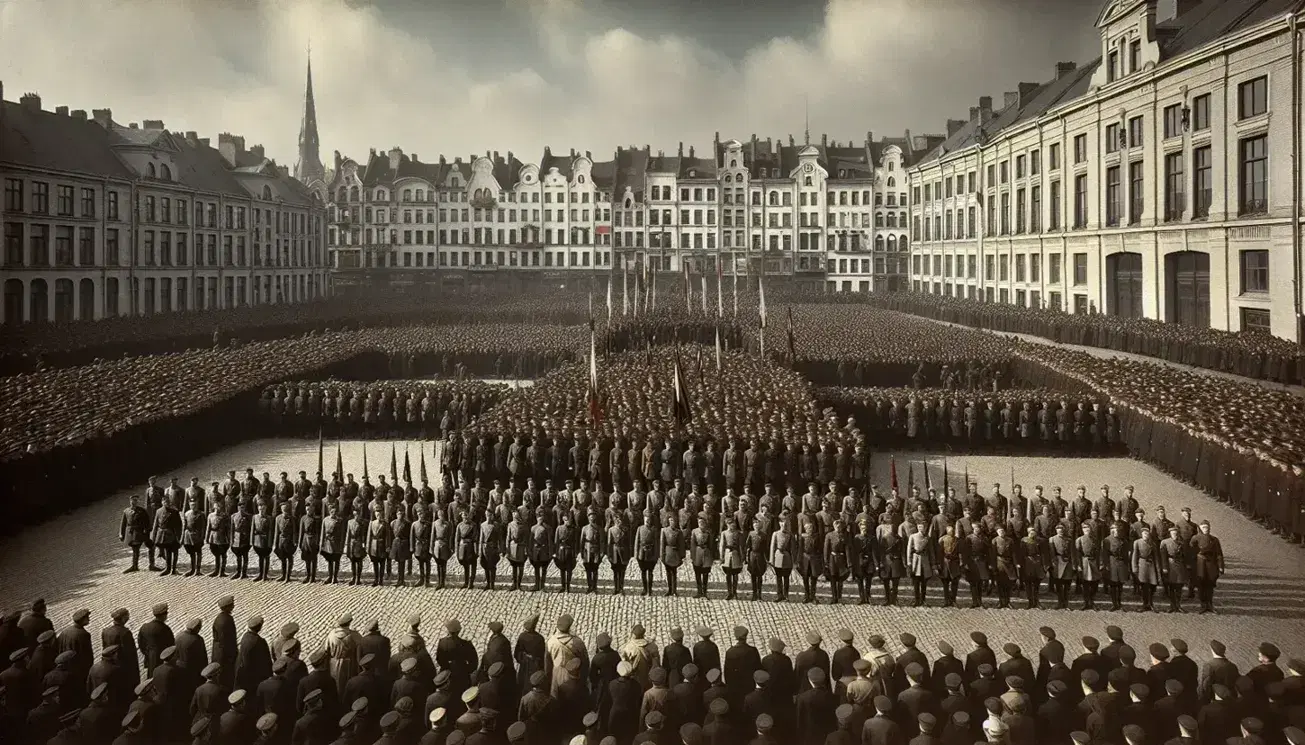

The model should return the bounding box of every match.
[120,442,1240,615]
[815,387,1119,453]
[0,597,1302,745]
[258,381,509,438]
[866,294,1305,386]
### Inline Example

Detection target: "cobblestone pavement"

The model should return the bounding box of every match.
[923,317,1305,398]
[2,439,1301,672]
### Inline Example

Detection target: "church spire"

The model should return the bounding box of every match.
[294,47,324,183]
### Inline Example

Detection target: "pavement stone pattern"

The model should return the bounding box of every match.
[2,438,1302,675]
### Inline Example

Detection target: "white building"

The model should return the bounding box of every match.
[908,0,1305,341]
[318,131,929,293]
[0,85,329,324]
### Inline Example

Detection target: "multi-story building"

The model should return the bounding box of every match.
[0,83,329,324]
[317,129,929,293]
[908,0,1305,341]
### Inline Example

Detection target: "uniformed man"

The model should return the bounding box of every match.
[745,516,770,602]
[229,501,254,581]
[247,502,274,583]
[579,509,605,594]
[1103,524,1131,611]
[137,604,174,678]
[554,511,578,594]
[153,493,183,576]
[433,506,455,590]
[118,495,150,574]
[296,501,321,584]
[1131,526,1159,612]
[318,503,345,585]
[1159,526,1189,613]
[479,512,504,591]
[906,522,934,608]
[877,515,905,607]
[1020,527,1046,609]
[769,516,796,603]
[1191,520,1224,613]
[529,511,553,592]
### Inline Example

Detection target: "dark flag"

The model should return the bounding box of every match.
[670,348,693,429]
[786,306,796,364]
[335,442,344,482]
[390,443,398,483]
[403,448,412,485]
[362,443,369,479]
[943,458,950,510]
[419,448,428,484]
[907,461,915,491]
[317,428,324,479]
[588,325,603,425]
[923,460,931,492]
[890,457,899,492]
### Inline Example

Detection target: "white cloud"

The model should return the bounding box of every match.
[0,0,1099,168]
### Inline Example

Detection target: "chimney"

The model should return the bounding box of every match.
[71,110,87,121]
[821,134,827,149]
[250,144,265,160]
[217,133,239,165]
[688,145,695,158]
[507,150,513,162]
[570,148,576,158]
[978,96,993,112]
[1018,81,1040,107]
[947,119,966,136]
[129,123,139,130]
[969,106,980,121]
[767,138,773,150]
[1003,91,1019,110]
[1055,61,1077,80]
[198,138,210,147]
[55,106,69,116]
[92,108,112,128]
[143,119,164,130]
[412,153,419,162]
[19,93,41,111]
[544,145,551,156]
[788,135,795,146]
[388,146,402,172]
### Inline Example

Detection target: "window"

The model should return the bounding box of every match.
[1128,161,1144,224]
[1000,192,1010,234]
[1192,94,1210,131]
[1015,254,1026,282]
[1030,186,1041,232]
[1239,136,1268,215]
[1193,146,1212,218]
[1107,50,1119,83]
[1164,152,1185,221]
[1073,135,1087,164]
[1105,124,1120,154]
[3,223,21,267]
[81,188,95,217]
[1049,144,1060,171]
[1128,116,1144,148]
[1105,166,1121,227]
[1240,307,1271,335]
[1240,250,1269,293]
[3,178,21,211]
[1129,40,1141,73]
[1030,254,1041,282]
[57,186,74,216]
[1049,254,1062,284]
[1015,188,1026,233]
[1049,181,1061,230]
[1072,253,1088,285]
[1163,104,1183,139]
[32,182,49,214]
[1073,175,1088,229]
[1238,76,1268,120]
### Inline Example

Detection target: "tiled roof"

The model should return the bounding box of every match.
[646,154,680,174]
[0,101,135,178]
[539,148,575,179]
[613,146,649,201]
[162,133,248,197]
[677,156,716,179]
[110,127,169,147]
[591,158,616,190]
[1159,0,1297,59]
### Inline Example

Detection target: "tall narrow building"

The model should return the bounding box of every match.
[294,53,324,183]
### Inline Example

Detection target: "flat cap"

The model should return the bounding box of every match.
[42,685,59,698]
[228,689,247,705]
[160,646,176,662]
[977,664,994,676]
[649,667,666,684]
[582,711,599,728]
[487,621,503,634]
[1048,680,1068,696]
[281,622,300,636]
[753,670,769,685]
[358,654,375,668]
[679,723,703,745]
[706,668,721,683]
[303,689,322,705]
[937,641,953,656]
[867,634,885,648]
[1170,639,1188,654]
[434,671,451,686]
[1105,625,1123,641]
[952,711,970,726]
[37,630,55,644]
[853,659,871,674]
[944,673,962,689]
[152,603,168,616]
[1002,643,1020,657]
[445,619,462,634]
[186,618,202,632]
[488,661,504,677]
[530,671,547,686]
[900,633,916,647]
[217,596,235,609]
[400,658,417,673]
[257,713,277,732]
[734,626,749,640]
[1129,683,1149,700]
[970,631,987,645]
[407,614,422,627]
[838,629,853,643]
[1212,684,1231,699]
[380,711,400,730]
[1260,643,1281,660]
[248,616,263,630]
[90,682,108,701]
[905,663,924,679]
[1285,727,1305,745]
[1121,724,1145,742]
[769,638,785,652]
[1081,670,1100,686]
[364,620,379,633]
[709,697,728,715]
[337,613,352,627]
[309,649,328,666]
[460,686,479,704]
[1210,640,1227,656]
[873,695,892,713]
[8,648,28,662]
[111,608,129,622]
[918,712,936,731]
[645,711,664,727]
[1070,732,1090,744]
[1108,669,1130,690]
[755,714,773,731]
[72,609,90,623]
[806,631,822,646]
[350,698,369,713]
[596,633,612,647]
[395,697,413,714]
[429,707,447,725]
[134,679,155,696]
[1082,636,1099,651]
[1242,718,1264,735]
[272,657,289,674]
[1038,627,1055,640]
[339,711,358,729]
[1005,676,1024,690]
[1166,679,1184,695]
[190,717,211,737]
[1149,643,1170,660]
[55,650,75,665]
[506,722,527,741]
[447,733,467,745]
[835,704,853,723]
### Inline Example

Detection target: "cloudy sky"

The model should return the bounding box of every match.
[1,0,1102,169]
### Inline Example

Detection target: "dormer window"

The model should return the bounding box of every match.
[160,164,172,181]
[577,175,585,184]
[725,174,733,183]
[689,170,697,178]
[731,159,737,167]
[838,170,845,178]
[147,163,156,178]
[262,185,273,200]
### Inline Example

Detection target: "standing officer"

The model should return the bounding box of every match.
[745,516,770,602]
[152,494,183,576]
[554,511,578,594]
[1132,526,1160,612]
[506,509,530,592]
[479,511,503,591]
[271,502,296,583]
[606,512,631,596]
[411,504,434,588]
[634,512,659,597]
[1103,523,1131,611]
[136,603,174,678]
[580,509,605,594]
[296,501,322,584]
[342,504,367,586]
[365,505,391,588]
[102,608,139,692]
[119,496,151,574]
[1191,521,1224,613]
[319,503,345,585]
[230,501,253,581]
[433,506,454,590]
[389,502,413,588]
[769,515,796,603]
[690,516,715,598]
[660,512,686,597]
[1076,522,1099,610]
[250,503,275,583]
[936,524,962,608]
[1046,524,1074,609]
[529,510,553,592]
[182,496,207,578]
[1158,526,1189,613]
[991,526,1017,609]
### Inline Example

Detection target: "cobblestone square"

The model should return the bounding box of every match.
[2,439,1300,671]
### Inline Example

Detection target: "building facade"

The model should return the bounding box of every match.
[313,132,929,293]
[0,85,329,324]
[907,0,1305,341]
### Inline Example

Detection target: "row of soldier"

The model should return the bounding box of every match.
[1,598,1301,745]
[259,383,503,437]
[121,468,1228,612]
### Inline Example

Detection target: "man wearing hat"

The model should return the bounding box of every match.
[25,684,63,743]
[742,671,775,740]
[639,667,673,732]
[558,658,593,735]
[478,622,514,688]
[673,664,705,726]
[794,632,830,696]
[56,609,94,694]
[356,621,391,683]
[29,629,58,684]
[324,615,361,701]
[258,657,297,741]
[1197,640,1240,703]
[147,490,180,576]
[632,710,666,745]
[603,661,643,743]
[43,649,80,717]
[725,627,763,712]
[861,694,901,745]
[546,616,589,698]
[455,685,483,736]
[299,649,341,722]
[44,707,84,745]
[619,625,659,690]
[432,620,477,699]
[119,494,152,573]
[137,603,175,678]
[659,629,689,690]
[219,688,257,744]
[125,677,162,741]
[294,688,329,745]
[117,706,148,745]
[191,662,229,725]
[929,643,963,702]
[691,628,720,688]
[102,608,140,693]
[1191,520,1224,613]
[516,670,553,739]
[174,618,209,709]
[1197,683,1238,743]
[1249,643,1285,695]
[77,681,116,742]
[212,598,238,692]
[894,634,929,694]
[274,501,299,584]
[896,663,936,739]
[273,623,301,663]
[148,646,188,739]
[236,617,273,697]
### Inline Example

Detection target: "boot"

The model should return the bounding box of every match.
[882,581,893,607]
[217,555,228,579]
[148,547,158,572]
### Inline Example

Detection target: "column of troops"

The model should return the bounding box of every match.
[121,453,1229,612]
[258,386,491,437]
[1,599,1303,745]
[842,395,1122,450]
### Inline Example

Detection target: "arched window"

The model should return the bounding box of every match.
[888,161,895,171]
[768,191,779,206]
[147,163,157,178]
[887,177,895,187]
[29,278,48,323]
[337,187,347,202]
[403,189,412,201]
[450,176,460,187]
[349,187,359,201]
[577,175,585,184]
[725,174,732,183]
[731,159,737,167]
[899,236,909,252]
[262,185,273,200]
[887,213,897,227]
[887,235,898,251]
[875,235,885,251]
[875,213,884,227]
[160,164,172,180]
[3,279,22,324]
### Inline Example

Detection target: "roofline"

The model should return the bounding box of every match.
[909,4,1297,173]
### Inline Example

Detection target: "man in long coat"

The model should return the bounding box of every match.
[1131,526,1160,612]
[905,525,934,607]
[545,615,588,697]
[325,615,361,700]
[514,615,547,698]
[1159,526,1190,613]
[212,597,238,691]
[618,625,660,690]
[235,617,272,696]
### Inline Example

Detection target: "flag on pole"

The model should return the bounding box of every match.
[362,442,369,479]
[389,443,398,483]
[335,441,344,481]
[923,459,932,492]
[588,324,603,425]
[419,448,428,484]
[943,458,950,510]
[716,260,724,318]
[317,428,324,478]
[732,271,738,317]
[700,273,708,315]
[622,268,630,316]
[403,447,412,485]
[908,461,915,490]
[670,347,693,429]
[758,275,767,357]
[606,277,613,321]
[890,457,899,491]
[786,306,796,363]
[963,463,969,495]
[714,325,722,371]
[684,263,692,313]
[588,291,594,328]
